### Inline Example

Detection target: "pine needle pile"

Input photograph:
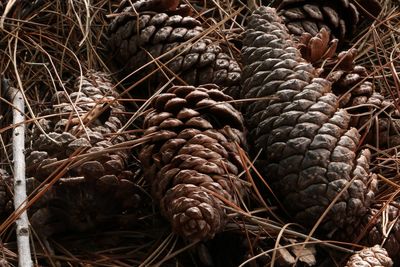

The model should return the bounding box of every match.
[0,0,400,266]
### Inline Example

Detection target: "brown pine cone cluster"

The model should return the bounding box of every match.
[276,0,382,43]
[25,70,141,236]
[241,6,377,234]
[107,0,241,98]
[139,84,246,241]
[345,245,393,267]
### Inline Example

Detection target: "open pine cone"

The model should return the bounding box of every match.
[139,84,246,241]
[107,0,241,98]
[297,27,338,65]
[345,245,393,267]
[25,70,142,236]
[276,0,382,44]
[241,7,377,234]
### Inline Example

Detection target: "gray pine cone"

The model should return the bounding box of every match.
[241,7,377,234]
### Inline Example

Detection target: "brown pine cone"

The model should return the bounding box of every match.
[341,202,400,263]
[276,0,381,44]
[35,70,127,138]
[345,245,393,267]
[328,64,374,109]
[323,50,377,130]
[107,1,241,98]
[25,70,142,236]
[139,84,246,241]
[241,7,377,234]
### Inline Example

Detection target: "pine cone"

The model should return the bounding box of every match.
[139,84,246,241]
[34,70,127,138]
[25,70,142,236]
[345,245,393,267]
[107,1,241,98]
[276,0,381,44]
[345,90,400,149]
[341,202,400,263]
[328,65,374,109]
[241,7,377,234]
[327,65,400,148]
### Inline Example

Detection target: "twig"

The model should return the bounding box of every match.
[4,79,33,267]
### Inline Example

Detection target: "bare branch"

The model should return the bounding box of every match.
[4,79,33,267]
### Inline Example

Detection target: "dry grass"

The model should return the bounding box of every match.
[0,0,399,266]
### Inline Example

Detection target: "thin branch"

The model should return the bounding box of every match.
[4,79,33,267]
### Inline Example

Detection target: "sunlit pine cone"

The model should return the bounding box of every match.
[241,7,377,234]
[107,0,241,98]
[25,70,141,236]
[345,245,393,267]
[139,84,246,241]
[276,0,382,44]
